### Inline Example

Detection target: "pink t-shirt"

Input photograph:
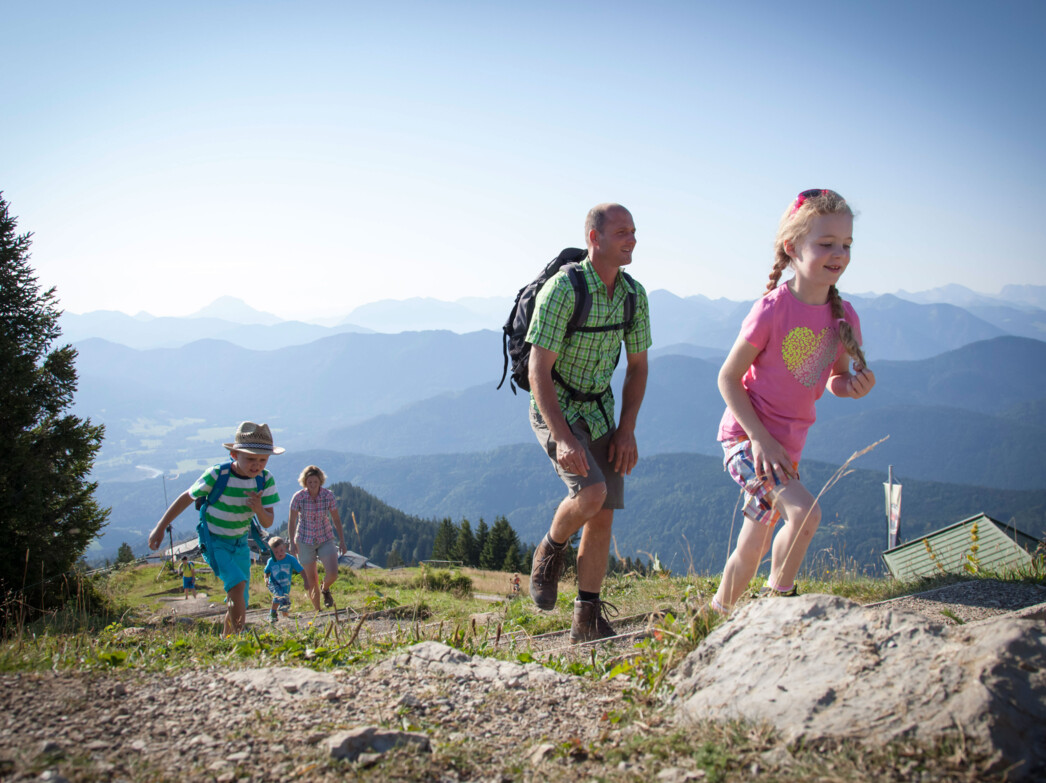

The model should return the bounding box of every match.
[717,284,862,463]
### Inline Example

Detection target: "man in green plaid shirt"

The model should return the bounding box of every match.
[526,203,652,643]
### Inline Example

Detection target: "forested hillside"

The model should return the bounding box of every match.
[327,481,435,566]
[94,445,1046,575]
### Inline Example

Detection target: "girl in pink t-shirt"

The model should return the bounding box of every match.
[710,189,876,615]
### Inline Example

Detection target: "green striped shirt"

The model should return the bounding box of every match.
[190,464,280,541]
[526,260,652,440]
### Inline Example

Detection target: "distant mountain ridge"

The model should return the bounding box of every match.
[61,284,1046,350]
[188,296,283,324]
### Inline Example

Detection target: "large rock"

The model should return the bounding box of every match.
[669,595,1046,780]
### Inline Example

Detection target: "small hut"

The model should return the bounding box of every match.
[338,550,381,569]
[881,512,1041,580]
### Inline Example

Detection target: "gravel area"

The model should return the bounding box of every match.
[863,578,1046,624]
[1,579,1042,782]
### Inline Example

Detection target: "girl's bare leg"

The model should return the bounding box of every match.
[713,517,774,611]
[767,481,821,590]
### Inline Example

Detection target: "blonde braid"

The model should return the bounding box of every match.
[827,285,867,370]
[765,248,790,294]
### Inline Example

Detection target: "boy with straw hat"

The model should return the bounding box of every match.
[149,422,283,635]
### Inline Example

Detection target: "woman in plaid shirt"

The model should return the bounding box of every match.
[288,465,348,610]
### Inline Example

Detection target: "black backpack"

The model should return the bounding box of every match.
[497,248,636,402]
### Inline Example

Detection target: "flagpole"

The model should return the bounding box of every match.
[886,465,893,550]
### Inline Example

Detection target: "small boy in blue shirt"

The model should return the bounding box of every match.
[264,536,303,623]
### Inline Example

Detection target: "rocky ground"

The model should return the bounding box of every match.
[1,579,1043,782]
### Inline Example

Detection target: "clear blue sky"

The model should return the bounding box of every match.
[3,0,1044,321]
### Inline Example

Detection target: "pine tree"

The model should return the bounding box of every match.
[453,519,477,566]
[480,516,523,572]
[502,543,521,573]
[0,193,108,619]
[115,543,135,565]
[431,518,457,561]
[474,519,489,565]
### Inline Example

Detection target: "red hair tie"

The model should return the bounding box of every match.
[790,188,829,216]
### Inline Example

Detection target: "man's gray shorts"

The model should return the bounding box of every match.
[529,406,624,509]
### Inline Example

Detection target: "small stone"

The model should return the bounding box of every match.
[357,752,382,767]
[227,751,250,762]
[529,744,555,764]
[327,727,431,761]
[38,741,62,756]
[759,747,793,768]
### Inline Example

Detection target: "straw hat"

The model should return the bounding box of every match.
[222,421,285,455]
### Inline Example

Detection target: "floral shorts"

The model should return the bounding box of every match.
[722,438,798,527]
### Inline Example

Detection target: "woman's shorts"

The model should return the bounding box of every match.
[722,438,798,527]
[209,535,251,594]
[296,538,338,567]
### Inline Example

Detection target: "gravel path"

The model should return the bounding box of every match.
[2,579,1042,782]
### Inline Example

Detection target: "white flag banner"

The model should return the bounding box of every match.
[884,482,902,547]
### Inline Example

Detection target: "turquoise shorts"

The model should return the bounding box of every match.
[209,535,251,595]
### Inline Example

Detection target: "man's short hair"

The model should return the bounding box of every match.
[585,203,629,237]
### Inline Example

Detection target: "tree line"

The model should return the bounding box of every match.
[429,517,534,573]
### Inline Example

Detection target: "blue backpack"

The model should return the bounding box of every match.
[195,460,273,566]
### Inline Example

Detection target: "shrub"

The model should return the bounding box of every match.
[412,569,473,599]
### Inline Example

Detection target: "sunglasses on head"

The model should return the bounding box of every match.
[790,188,840,215]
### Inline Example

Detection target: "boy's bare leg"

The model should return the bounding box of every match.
[224,581,247,636]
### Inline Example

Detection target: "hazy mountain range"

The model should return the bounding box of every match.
[60,284,1046,352]
[64,284,1046,562]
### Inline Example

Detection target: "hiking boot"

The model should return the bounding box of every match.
[322,588,335,608]
[529,535,567,610]
[755,584,799,598]
[268,610,278,624]
[569,598,619,644]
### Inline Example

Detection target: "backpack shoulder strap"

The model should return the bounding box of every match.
[564,262,591,334]
[249,471,272,557]
[209,461,233,501]
[621,271,637,328]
